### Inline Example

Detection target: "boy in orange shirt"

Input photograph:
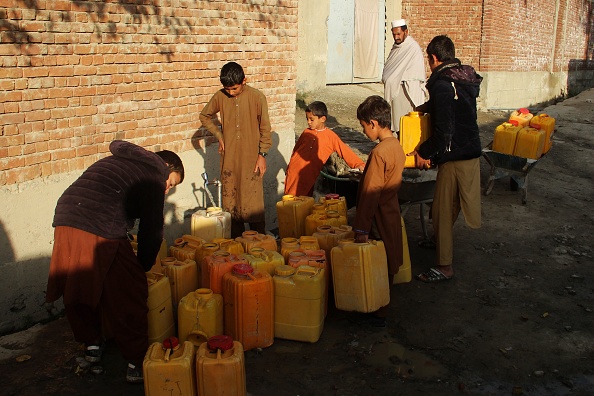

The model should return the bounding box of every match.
[284,101,365,196]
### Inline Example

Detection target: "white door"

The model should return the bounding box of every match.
[326,0,385,84]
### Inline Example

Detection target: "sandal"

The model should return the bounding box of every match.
[416,267,451,283]
[84,341,106,363]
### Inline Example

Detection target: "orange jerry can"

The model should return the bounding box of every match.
[160,257,199,307]
[241,247,285,277]
[509,107,533,128]
[143,337,196,396]
[530,113,555,154]
[206,251,248,295]
[146,272,175,344]
[177,288,223,347]
[513,127,545,159]
[330,240,390,313]
[280,237,300,263]
[223,264,274,351]
[399,111,431,168]
[492,121,522,155]
[196,335,246,396]
[318,193,348,217]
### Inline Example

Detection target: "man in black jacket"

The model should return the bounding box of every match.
[411,35,483,282]
[46,140,184,382]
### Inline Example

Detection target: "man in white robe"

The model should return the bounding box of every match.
[382,19,427,134]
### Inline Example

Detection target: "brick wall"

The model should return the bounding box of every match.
[402,0,592,73]
[0,0,298,186]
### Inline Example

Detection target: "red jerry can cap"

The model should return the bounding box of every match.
[325,193,339,199]
[508,119,519,126]
[163,336,179,349]
[518,108,530,114]
[232,263,254,275]
[207,335,234,351]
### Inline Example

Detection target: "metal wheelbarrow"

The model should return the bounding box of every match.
[482,141,543,205]
[318,168,436,241]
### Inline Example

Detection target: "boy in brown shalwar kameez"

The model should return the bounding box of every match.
[199,62,272,237]
[353,95,406,327]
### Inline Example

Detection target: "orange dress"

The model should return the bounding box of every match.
[284,128,364,196]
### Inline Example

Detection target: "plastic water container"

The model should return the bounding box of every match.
[318,193,348,217]
[298,235,320,251]
[330,240,390,313]
[223,264,274,351]
[241,247,285,276]
[146,272,175,344]
[513,127,545,159]
[393,217,412,284]
[196,242,220,288]
[196,335,246,396]
[177,288,223,347]
[304,210,347,236]
[287,249,328,316]
[509,108,533,128]
[311,203,327,215]
[313,225,355,267]
[169,235,205,262]
[400,111,432,168]
[492,120,521,155]
[143,338,196,396]
[280,237,300,262]
[273,265,325,343]
[212,238,245,255]
[160,258,199,307]
[206,251,248,295]
[276,195,315,239]
[235,230,278,253]
[530,113,555,154]
[191,207,231,241]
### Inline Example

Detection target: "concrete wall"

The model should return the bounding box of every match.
[0,0,297,335]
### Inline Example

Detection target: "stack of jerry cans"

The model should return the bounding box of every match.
[330,239,390,313]
[143,338,196,396]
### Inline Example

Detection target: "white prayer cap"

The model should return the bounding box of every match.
[391,19,406,28]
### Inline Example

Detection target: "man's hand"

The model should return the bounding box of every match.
[254,154,267,177]
[407,150,431,169]
[218,139,225,154]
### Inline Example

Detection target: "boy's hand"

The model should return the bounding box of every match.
[254,154,267,177]
[407,151,431,169]
[218,139,225,154]
[355,232,368,243]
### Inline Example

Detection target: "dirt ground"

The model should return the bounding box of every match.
[1,84,593,396]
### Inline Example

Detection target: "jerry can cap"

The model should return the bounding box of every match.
[275,265,296,276]
[163,336,179,349]
[325,193,339,199]
[207,335,234,351]
[508,119,519,126]
[518,108,529,114]
[531,123,541,129]
[232,263,254,275]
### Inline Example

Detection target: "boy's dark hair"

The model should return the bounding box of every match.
[356,95,391,129]
[426,35,456,63]
[220,62,245,87]
[305,101,328,118]
[156,150,185,182]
